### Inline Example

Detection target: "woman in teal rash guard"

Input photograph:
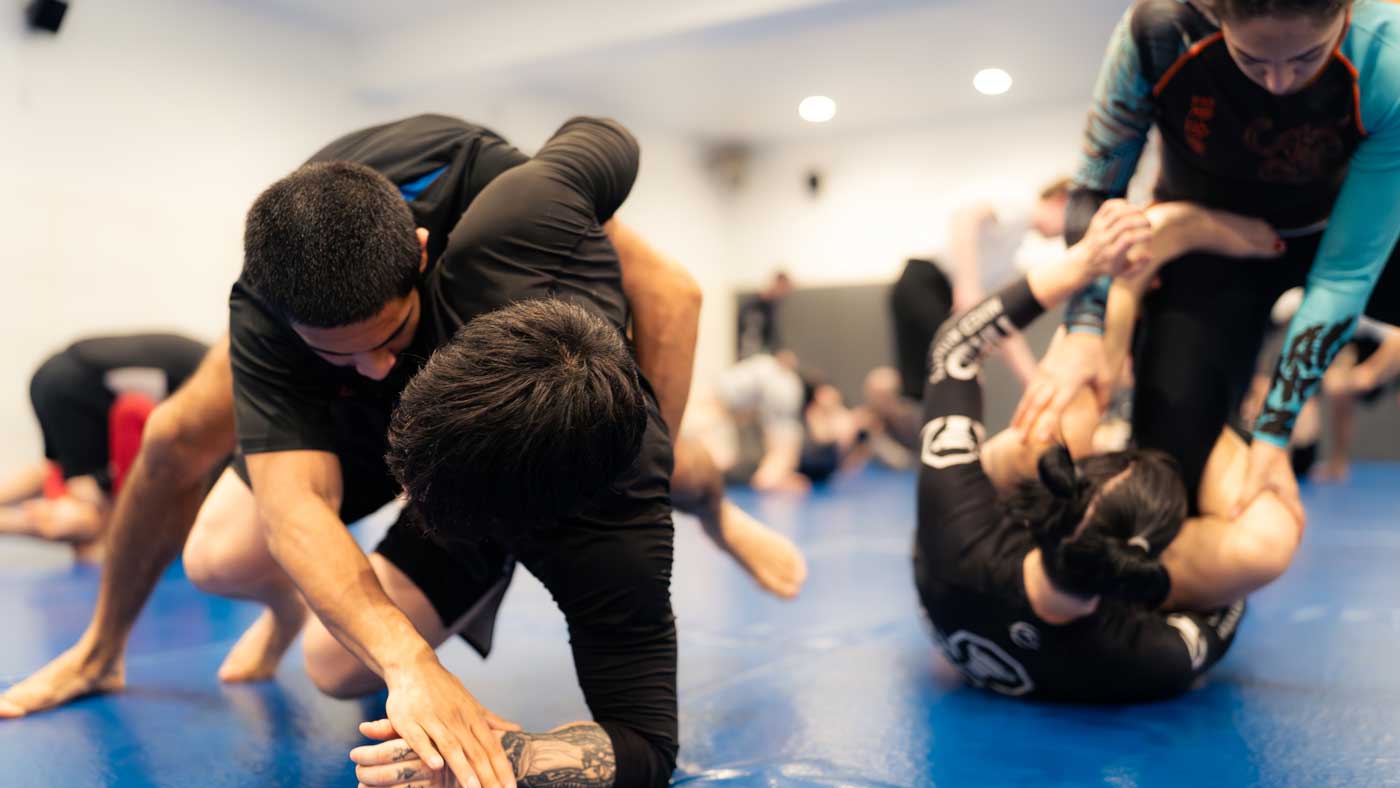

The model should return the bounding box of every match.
[1013,0,1400,520]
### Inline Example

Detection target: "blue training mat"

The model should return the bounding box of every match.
[1,466,1397,786]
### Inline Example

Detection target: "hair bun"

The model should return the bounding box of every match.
[1037,445,1080,499]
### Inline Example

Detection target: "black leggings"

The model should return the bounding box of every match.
[1132,248,1306,501]
[1136,232,1400,502]
[891,258,953,400]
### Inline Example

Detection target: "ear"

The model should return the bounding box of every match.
[416,227,430,272]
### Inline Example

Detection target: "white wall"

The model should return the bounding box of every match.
[0,1,1090,472]
[1,0,369,468]
[723,104,1090,289]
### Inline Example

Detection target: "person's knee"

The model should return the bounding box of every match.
[1228,495,1303,590]
[1239,516,1301,586]
[140,401,225,482]
[182,516,250,594]
[182,498,270,595]
[302,623,379,699]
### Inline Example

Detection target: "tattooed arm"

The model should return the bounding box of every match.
[352,720,618,788]
[498,724,616,788]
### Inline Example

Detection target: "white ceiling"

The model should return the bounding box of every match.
[242,0,1131,143]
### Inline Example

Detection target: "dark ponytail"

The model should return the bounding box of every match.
[1005,446,1186,609]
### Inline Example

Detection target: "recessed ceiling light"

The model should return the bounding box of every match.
[798,95,837,123]
[973,68,1013,96]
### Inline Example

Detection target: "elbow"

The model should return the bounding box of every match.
[662,260,703,315]
[600,720,677,788]
[679,275,703,317]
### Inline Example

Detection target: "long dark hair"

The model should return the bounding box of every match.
[1003,446,1188,608]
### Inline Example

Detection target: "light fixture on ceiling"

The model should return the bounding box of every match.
[798,95,837,123]
[973,68,1013,96]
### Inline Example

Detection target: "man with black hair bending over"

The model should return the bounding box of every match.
[0,115,701,788]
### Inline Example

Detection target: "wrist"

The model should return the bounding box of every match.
[1062,241,1095,288]
[381,640,438,683]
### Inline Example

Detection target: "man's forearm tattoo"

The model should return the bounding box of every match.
[500,723,617,788]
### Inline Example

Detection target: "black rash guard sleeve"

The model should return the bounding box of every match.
[533,117,640,225]
[917,278,1046,579]
[433,117,676,787]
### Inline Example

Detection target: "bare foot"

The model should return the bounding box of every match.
[1151,202,1281,260]
[217,603,307,683]
[70,538,107,564]
[21,483,107,545]
[711,500,808,599]
[1311,458,1350,484]
[0,644,124,718]
[1198,210,1284,258]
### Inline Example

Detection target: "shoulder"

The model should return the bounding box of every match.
[1124,0,1215,79]
[227,281,303,365]
[1344,2,1400,132]
[305,114,510,167]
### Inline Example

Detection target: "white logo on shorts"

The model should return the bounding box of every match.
[920,416,985,469]
[1009,621,1041,651]
[1167,614,1208,670]
[937,629,1035,696]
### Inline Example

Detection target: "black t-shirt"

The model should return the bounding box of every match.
[229,114,633,458]
[915,279,1244,702]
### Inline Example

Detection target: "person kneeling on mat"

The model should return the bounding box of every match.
[0,334,208,563]
[915,199,1300,701]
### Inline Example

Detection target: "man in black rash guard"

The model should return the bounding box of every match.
[229,118,676,788]
[0,116,697,788]
[916,200,1247,702]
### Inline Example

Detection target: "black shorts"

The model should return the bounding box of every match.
[30,334,208,481]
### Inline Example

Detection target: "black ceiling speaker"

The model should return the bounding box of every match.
[26,0,68,33]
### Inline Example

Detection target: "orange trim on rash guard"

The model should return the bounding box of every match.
[1153,31,1225,97]
[1332,11,1367,137]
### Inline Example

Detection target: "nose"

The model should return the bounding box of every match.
[1262,66,1289,95]
[356,350,397,381]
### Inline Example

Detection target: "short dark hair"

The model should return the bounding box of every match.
[1214,0,1351,23]
[1004,446,1188,608]
[242,161,421,328]
[387,298,648,544]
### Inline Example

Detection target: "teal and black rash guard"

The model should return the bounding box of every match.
[1063,0,1400,446]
